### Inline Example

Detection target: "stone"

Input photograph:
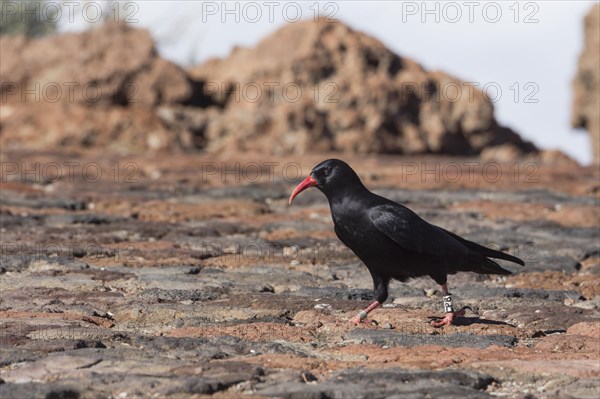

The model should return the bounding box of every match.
[0,23,197,153]
[567,322,600,338]
[255,368,496,398]
[187,19,537,157]
[344,329,517,349]
[572,4,600,162]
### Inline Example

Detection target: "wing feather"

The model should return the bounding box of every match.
[368,205,467,260]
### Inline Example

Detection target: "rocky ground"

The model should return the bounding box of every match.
[0,151,599,398]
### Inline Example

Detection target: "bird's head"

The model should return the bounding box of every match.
[288,159,363,205]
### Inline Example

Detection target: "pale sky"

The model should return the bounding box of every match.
[59,1,596,164]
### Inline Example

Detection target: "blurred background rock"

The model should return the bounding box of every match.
[0,1,597,163]
[572,3,599,163]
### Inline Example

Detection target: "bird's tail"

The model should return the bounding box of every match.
[442,228,525,266]
[475,258,513,275]
[451,252,516,275]
[475,245,524,266]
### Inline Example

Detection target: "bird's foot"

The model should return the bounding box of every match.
[430,306,471,328]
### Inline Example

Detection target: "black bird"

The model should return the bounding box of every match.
[288,159,525,326]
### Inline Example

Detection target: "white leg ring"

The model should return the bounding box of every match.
[443,295,454,313]
[358,310,368,321]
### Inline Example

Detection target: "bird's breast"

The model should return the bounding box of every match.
[332,209,374,248]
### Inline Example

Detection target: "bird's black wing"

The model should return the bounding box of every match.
[368,204,469,260]
[368,204,518,275]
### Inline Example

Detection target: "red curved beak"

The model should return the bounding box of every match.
[288,175,317,205]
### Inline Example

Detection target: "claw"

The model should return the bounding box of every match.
[350,313,379,325]
[430,306,470,328]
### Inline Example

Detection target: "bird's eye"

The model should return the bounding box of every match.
[324,167,332,176]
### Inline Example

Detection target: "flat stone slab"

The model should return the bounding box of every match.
[345,329,517,348]
[256,367,496,398]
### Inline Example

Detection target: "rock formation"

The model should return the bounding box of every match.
[1,20,538,157]
[185,19,537,156]
[0,23,193,152]
[572,4,600,163]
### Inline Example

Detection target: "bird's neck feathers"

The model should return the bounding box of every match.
[322,171,370,206]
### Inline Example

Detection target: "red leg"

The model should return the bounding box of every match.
[350,300,380,324]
